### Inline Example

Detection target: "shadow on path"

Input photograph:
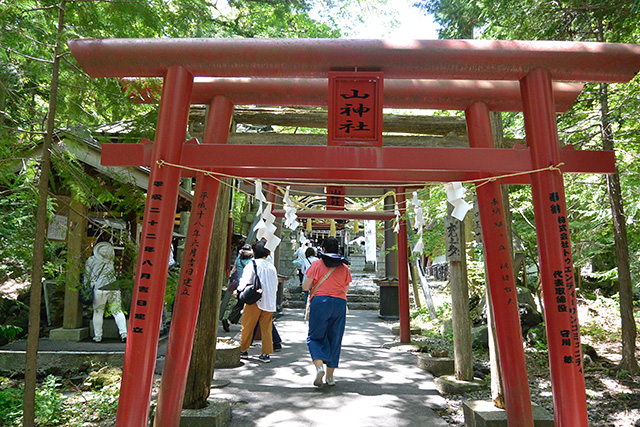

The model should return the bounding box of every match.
[213,309,449,427]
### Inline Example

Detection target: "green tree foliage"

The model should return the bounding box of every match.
[415,0,640,372]
[0,0,343,282]
[414,0,640,280]
[416,0,481,38]
[213,0,341,37]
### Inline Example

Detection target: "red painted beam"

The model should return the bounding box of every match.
[101,143,615,178]
[129,78,582,113]
[182,145,531,172]
[69,38,640,83]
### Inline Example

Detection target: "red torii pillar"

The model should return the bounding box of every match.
[521,69,588,427]
[153,96,234,426]
[466,102,534,427]
[115,65,193,427]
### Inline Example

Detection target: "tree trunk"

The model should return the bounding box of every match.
[409,263,422,309]
[63,196,86,329]
[485,285,505,408]
[23,2,66,425]
[448,205,474,381]
[598,82,639,374]
[183,179,231,408]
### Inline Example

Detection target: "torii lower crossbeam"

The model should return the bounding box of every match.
[101,143,615,183]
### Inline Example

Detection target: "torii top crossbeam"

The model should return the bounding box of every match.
[70,38,640,82]
[133,78,582,112]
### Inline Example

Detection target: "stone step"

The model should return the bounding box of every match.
[282,273,383,311]
[285,294,379,304]
[283,301,306,309]
[283,291,380,310]
[283,286,379,298]
[347,302,379,310]
[283,300,379,311]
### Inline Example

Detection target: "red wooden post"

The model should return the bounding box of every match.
[395,188,411,343]
[154,96,233,426]
[116,65,193,427]
[520,69,588,426]
[466,102,534,427]
[267,183,277,204]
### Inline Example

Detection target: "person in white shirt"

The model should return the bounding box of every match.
[235,240,279,362]
[293,241,311,284]
[300,246,319,304]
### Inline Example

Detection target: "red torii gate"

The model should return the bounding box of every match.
[68,38,640,427]
[114,76,591,427]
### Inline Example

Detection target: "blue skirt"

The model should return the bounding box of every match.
[306,295,347,368]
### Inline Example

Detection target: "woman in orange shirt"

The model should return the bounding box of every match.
[302,237,352,387]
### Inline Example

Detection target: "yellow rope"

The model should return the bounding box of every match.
[156,159,566,213]
[473,163,565,188]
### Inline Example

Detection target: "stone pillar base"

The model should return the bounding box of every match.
[49,327,89,342]
[434,375,484,395]
[416,354,454,377]
[463,400,554,427]
[151,398,231,427]
[215,339,241,368]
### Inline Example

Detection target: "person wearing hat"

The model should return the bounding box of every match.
[221,243,253,332]
[84,241,128,342]
[302,237,351,387]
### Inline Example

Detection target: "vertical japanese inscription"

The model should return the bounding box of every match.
[445,216,461,262]
[180,191,209,297]
[326,186,345,211]
[328,72,383,146]
[548,191,582,372]
[488,197,515,306]
[133,181,165,335]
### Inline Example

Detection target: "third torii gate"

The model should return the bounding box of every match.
[69,38,640,427]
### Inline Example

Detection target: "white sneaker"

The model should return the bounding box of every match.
[313,365,325,387]
[326,376,335,386]
[93,336,102,342]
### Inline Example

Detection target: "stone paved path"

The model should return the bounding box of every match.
[214,308,450,427]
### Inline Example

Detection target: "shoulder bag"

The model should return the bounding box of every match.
[304,267,336,321]
[238,260,263,305]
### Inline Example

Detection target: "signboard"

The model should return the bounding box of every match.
[445,215,462,262]
[328,72,383,146]
[47,214,68,241]
[364,220,377,264]
[326,186,345,210]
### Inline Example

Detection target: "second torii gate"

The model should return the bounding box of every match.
[69,38,640,427]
